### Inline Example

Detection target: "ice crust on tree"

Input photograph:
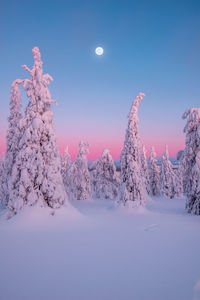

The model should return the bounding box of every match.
[160,145,176,199]
[91,149,119,199]
[68,142,91,200]
[119,93,146,208]
[182,108,200,215]
[149,146,160,196]
[6,47,67,214]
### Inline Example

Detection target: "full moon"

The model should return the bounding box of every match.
[95,47,104,56]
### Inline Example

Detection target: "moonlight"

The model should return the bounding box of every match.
[95,47,104,56]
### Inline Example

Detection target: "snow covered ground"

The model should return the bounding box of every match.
[0,197,200,300]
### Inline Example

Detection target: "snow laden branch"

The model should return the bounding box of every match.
[22,47,57,106]
[21,64,33,76]
[128,92,145,120]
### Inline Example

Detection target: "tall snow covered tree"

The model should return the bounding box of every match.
[148,146,160,196]
[160,145,176,198]
[0,79,23,209]
[7,47,67,215]
[141,145,150,194]
[93,149,119,199]
[61,146,71,196]
[182,108,200,215]
[68,142,91,200]
[119,92,146,208]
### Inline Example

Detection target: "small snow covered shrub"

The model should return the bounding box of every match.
[92,149,119,199]
[119,92,146,208]
[160,145,176,198]
[68,142,91,200]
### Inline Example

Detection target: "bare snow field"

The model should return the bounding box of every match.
[0,197,200,300]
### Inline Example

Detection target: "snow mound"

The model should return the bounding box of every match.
[0,202,81,230]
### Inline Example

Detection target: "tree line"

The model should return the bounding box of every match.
[0,47,199,217]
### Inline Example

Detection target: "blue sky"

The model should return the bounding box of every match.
[0,0,200,159]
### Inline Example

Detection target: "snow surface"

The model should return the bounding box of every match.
[0,197,200,300]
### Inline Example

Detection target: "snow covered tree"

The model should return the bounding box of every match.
[93,149,119,199]
[141,145,150,194]
[0,154,3,176]
[119,92,146,208]
[0,153,4,210]
[90,159,99,194]
[0,79,23,209]
[61,146,71,177]
[149,146,160,196]
[61,146,71,196]
[176,150,184,161]
[160,145,176,198]
[68,142,91,200]
[174,163,183,197]
[7,47,67,215]
[182,108,200,215]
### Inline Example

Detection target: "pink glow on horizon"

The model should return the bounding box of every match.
[57,136,123,161]
[0,134,6,156]
[0,131,185,161]
[57,132,185,161]
[141,131,185,158]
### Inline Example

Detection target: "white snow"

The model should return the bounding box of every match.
[0,196,199,300]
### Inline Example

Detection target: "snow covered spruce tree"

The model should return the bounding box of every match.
[61,146,71,177]
[90,159,99,194]
[182,108,200,215]
[160,145,176,198]
[174,163,183,198]
[141,145,150,194]
[93,149,119,199]
[7,47,67,215]
[0,153,4,209]
[119,92,146,208]
[61,146,71,196]
[0,79,23,209]
[148,146,160,196]
[68,142,91,200]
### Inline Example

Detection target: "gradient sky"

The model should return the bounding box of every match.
[1,0,200,160]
